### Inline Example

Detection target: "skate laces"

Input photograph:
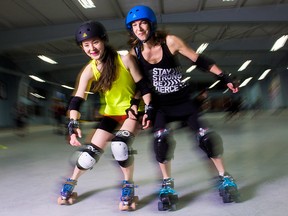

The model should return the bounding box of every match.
[62,179,77,194]
[160,178,176,194]
[219,174,237,188]
[121,181,134,200]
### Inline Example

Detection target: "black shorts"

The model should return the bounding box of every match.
[93,116,126,133]
[153,100,203,132]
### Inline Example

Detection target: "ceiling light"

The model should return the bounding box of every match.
[30,92,45,99]
[258,69,271,80]
[181,77,191,83]
[78,0,96,9]
[196,43,209,54]
[117,50,129,56]
[270,35,288,51]
[61,85,74,90]
[239,77,253,88]
[29,75,45,83]
[38,55,58,64]
[238,60,252,71]
[186,65,196,73]
[208,80,220,89]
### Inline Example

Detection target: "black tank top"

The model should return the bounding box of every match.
[136,42,190,106]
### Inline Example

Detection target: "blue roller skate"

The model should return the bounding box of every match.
[158,178,178,211]
[218,173,240,203]
[57,178,78,205]
[119,180,138,211]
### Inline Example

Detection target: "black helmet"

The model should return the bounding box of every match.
[75,21,108,45]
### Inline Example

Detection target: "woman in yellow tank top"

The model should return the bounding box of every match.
[57,21,153,210]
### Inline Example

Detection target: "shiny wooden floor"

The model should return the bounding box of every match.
[0,111,287,216]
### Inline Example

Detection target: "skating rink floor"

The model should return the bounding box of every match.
[1,111,288,216]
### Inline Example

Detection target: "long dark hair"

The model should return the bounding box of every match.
[91,44,118,93]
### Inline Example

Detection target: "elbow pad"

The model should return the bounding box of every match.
[195,54,215,72]
[67,96,85,112]
[135,78,151,96]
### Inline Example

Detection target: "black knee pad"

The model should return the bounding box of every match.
[111,130,136,168]
[76,144,104,170]
[197,128,223,158]
[153,129,175,163]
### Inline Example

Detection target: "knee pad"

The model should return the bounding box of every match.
[111,130,136,168]
[76,144,103,170]
[197,128,223,158]
[154,129,175,163]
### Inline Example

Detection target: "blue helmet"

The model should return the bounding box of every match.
[125,5,157,32]
[75,21,108,45]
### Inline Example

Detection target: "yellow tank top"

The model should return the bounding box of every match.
[90,54,135,116]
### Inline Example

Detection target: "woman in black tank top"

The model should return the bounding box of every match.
[125,5,240,208]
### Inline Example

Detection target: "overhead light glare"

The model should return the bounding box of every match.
[181,77,191,83]
[270,35,288,51]
[78,0,96,9]
[38,55,58,64]
[61,85,74,90]
[30,92,45,99]
[208,80,220,89]
[29,75,45,83]
[258,69,271,80]
[117,50,129,56]
[239,77,253,88]
[186,65,196,73]
[238,60,251,71]
[85,91,94,95]
[223,88,229,94]
[196,43,209,54]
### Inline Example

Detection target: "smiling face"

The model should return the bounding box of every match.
[81,37,105,61]
[131,20,151,41]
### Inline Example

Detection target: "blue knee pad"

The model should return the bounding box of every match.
[154,129,175,163]
[197,128,223,158]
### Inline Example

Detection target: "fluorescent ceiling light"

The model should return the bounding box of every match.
[223,88,229,94]
[117,50,129,56]
[29,75,45,83]
[239,77,253,88]
[196,43,209,54]
[38,55,58,64]
[85,91,94,95]
[61,85,74,90]
[270,35,288,51]
[181,77,191,83]
[78,0,95,9]
[258,69,271,80]
[208,80,220,89]
[186,65,196,73]
[238,60,251,71]
[30,92,45,99]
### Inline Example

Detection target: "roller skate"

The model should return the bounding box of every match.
[118,180,138,211]
[158,178,178,211]
[57,178,78,205]
[218,172,240,203]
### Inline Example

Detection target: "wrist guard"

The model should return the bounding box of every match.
[130,98,141,107]
[218,72,233,85]
[145,104,154,120]
[67,119,80,135]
